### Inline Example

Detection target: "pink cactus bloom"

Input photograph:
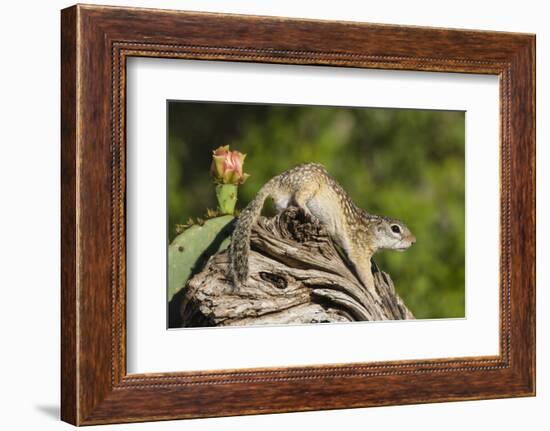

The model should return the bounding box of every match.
[211,145,250,185]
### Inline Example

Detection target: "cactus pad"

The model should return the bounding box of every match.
[168,215,235,302]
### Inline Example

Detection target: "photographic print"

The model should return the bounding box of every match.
[61,6,535,423]
[167,101,465,328]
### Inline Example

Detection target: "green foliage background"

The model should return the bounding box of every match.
[168,101,465,319]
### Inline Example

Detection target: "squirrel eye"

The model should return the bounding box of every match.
[391,224,401,234]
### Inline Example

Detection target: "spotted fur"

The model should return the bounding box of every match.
[229,163,415,290]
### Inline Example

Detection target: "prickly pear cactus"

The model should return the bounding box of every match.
[168,215,235,301]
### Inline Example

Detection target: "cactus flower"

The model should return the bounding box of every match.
[210,145,250,185]
[210,145,250,215]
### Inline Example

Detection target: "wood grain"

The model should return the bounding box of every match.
[61,4,535,425]
[181,207,413,327]
[60,6,77,425]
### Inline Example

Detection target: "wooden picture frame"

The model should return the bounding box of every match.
[61,4,535,425]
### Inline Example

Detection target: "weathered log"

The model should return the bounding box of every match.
[180,207,414,327]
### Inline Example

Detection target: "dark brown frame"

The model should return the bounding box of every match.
[61,4,535,426]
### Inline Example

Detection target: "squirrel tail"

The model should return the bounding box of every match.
[229,180,275,288]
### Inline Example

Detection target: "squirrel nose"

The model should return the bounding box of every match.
[410,236,416,244]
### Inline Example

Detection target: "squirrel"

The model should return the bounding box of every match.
[229,163,416,291]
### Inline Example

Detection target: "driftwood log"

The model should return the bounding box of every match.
[180,207,414,327]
